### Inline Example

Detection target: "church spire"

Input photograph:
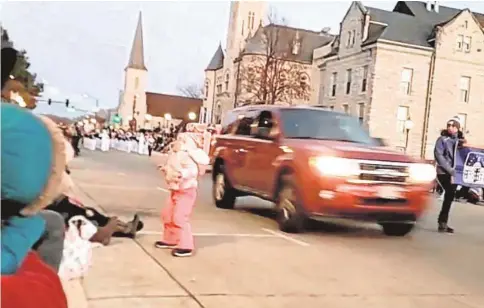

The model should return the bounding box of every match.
[127,11,147,71]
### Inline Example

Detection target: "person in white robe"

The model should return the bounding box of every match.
[100,129,110,152]
[137,133,145,155]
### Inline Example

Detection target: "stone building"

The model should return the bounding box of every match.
[117,12,202,131]
[202,1,333,124]
[314,1,484,159]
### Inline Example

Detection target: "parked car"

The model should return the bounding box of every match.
[210,105,436,236]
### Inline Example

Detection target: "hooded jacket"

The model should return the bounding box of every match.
[1,104,67,273]
[163,133,209,190]
[434,130,464,175]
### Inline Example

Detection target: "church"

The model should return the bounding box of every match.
[116,12,203,131]
[201,1,334,124]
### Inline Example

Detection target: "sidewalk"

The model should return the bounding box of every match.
[63,185,195,308]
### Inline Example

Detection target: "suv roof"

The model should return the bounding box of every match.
[232,104,330,113]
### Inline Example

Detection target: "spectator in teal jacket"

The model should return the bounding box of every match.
[1,43,66,274]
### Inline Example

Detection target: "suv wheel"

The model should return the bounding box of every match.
[213,167,236,209]
[275,175,306,233]
[380,222,415,236]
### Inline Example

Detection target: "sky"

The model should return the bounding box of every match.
[2,1,483,118]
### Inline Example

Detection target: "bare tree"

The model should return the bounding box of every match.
[177,83,204,98]
[236,11,311,105]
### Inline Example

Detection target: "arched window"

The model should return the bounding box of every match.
[214,102,222,124]
[204,82,209,98]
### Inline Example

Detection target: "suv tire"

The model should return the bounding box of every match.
[380,222,415,236]
[275,175,306,233]
[213,165,236,209]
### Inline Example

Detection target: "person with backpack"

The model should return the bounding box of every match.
[155,132,209,257]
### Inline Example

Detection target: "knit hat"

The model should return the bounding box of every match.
[447,116,461,129]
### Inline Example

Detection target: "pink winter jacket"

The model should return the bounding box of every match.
[163,133,209,191]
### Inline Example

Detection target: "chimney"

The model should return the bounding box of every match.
[427,1,439,13]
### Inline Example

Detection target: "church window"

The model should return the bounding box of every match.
[205,83,209,98]
[242,20,244,35]
[217,84,222,94]
[248,12,255,29]
[225,74,229,91]
[135,77,139,89]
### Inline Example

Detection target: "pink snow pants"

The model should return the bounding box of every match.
[161,187,197,250]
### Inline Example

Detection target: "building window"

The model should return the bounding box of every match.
[459,76,471,103]
[330,72,337,97]
[241,20,245,35]
[396,106,409,133]
[134,77,139,89]
[457,35,463,51]
[217,84,222,94]
[463,36,472,52]
[400,68,413,95]
[205,83,209,98]
[457,113,467,131]
[358,103,365,123]
[248,12,255,29]
[457,35,472,52]
[362,65,368,92]
[346,69,352,94]
[465,21,468,29]
[343,104,349,114]
[225,74,229,91]
[347,31,352,47]
[351,29,356,46]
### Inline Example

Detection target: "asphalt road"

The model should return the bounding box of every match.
[70,150,484,308]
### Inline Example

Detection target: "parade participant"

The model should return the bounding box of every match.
[155,133,209,257]
[434,116,465,233]
[147,133,155,156]
[100,128,110,152]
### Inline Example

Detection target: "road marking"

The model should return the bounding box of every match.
[156,187,169,192]
[76,183,160,191]
[138,230,276,238]
[261,228,310,247]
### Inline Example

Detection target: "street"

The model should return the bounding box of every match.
[69,150,484,308]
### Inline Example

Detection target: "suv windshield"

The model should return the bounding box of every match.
[279,109,376,145]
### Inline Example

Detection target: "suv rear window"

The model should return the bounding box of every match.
[279,109,376,145]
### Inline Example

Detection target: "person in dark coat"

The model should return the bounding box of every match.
[434,116,465,233]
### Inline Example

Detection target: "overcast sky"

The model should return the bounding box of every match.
[2,1,483,118]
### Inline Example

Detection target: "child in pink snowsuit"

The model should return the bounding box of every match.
[156,133,209,257]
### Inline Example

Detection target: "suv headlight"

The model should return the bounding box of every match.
[408,163,436,183]
[309,157,360,177]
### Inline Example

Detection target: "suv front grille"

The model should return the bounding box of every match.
[357,161,409,184]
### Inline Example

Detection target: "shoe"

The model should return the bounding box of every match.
[154,241,176,249]
[438,223,454,233]
[171,249,193,257]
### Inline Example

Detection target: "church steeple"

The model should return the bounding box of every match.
[127,11,147,71]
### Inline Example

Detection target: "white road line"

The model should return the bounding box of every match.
[156,187,169,192]
[76,183,159,191]
[138,230,276,238]
[261,228,310,247]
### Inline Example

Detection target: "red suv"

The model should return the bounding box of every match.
[210,105,436,236]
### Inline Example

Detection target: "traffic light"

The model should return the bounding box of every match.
[48,99,52,105]
[65,99,70,107]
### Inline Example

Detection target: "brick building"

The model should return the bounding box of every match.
[315,1,484,159]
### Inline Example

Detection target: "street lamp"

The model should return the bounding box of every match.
[404,119,414,154]
[188,112,196,121]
